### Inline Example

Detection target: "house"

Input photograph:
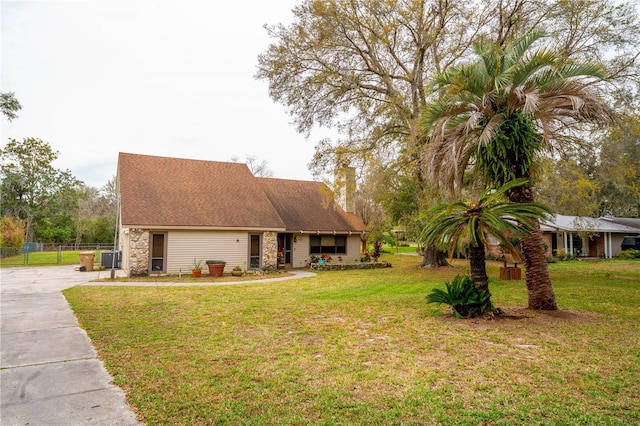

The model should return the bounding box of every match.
[484,214,640,259]
[541,214,640,258]
[115,153,368,276]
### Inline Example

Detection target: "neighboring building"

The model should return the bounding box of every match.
[599,217,640,230]
[116,153,368,276]
[541,214,640,258]
[485,214,640,260]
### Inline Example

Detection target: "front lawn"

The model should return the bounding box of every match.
[64,255,640,425]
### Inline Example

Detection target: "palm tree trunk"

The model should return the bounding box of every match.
[520,221,557,310]
[509,185,558,310]
[467,243,489,294]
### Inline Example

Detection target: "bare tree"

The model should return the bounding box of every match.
[230,154,274,177]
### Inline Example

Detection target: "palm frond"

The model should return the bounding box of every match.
[475,37,501,78]
[556,62,609,80]
[509,48,557,87]
[503,28,547,69]
[418,178,552,260]
[477,114,504,146]
[420,29,614,196]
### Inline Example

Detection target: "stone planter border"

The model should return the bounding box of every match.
[310,261,392,271]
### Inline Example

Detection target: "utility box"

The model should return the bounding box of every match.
[79,251,96,272]
[101,251,120,269]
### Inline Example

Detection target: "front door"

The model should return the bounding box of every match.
[277,233,292,267]
[249,234,261,269]
[589,236,598,257]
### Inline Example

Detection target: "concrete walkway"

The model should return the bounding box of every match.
[1,266,315,425]
[1,266,139,425]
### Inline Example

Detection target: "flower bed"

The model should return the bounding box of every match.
[310,261,392,271]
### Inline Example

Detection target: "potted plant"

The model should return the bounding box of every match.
[192,258,203,277]
[231,265,243,277]
[206,260,226,277]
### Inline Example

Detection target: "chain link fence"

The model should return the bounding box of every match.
[1,243,116,266]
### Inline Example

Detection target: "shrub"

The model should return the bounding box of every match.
[619,249,640,259]
[1,216,25,250]
[426,275,493,318]
[556,248,575,261]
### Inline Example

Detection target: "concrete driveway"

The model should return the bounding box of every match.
[1,266,139,425]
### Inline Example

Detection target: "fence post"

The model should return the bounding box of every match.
[58,245,62,264]
[23,251,28,265]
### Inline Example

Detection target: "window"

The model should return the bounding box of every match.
[310,235,347,254]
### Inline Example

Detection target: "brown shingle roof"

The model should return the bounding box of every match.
[117,153,286,228]
[117,153,368,233]
[257,177,367,233]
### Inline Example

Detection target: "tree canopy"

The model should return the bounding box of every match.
[1,91,22,122]
[421,29,615,193]
[257,0,639,183]
[0,138,81,242]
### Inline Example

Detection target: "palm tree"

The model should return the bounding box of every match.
[420,179,552,299]
[421,30,615,310]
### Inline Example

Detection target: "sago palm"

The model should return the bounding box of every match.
[421,29,614,310]
[420,179,552,299]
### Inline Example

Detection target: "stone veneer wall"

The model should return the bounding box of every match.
[128,228,150,276]
[263,231,278,271]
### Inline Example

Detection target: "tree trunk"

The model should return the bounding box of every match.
[421,246,450,268]
[467,244,489,294]
[25,215,34,243]
[520,222,557,310]
[509,185,558,310]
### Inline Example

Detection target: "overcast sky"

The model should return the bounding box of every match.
[1,0,325,188]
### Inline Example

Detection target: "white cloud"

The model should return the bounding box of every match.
[1,0,324,188]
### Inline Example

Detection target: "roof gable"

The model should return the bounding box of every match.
[117,153,286,228]
[257,177,367,233]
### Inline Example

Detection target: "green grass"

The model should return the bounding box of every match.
[0,250,95,267]
[381,243,421,254]
[63,255,640,425]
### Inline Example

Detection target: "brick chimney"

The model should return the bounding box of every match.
[336,166,356,213]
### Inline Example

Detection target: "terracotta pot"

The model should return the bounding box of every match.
[207,263,225,277]
[192,269,202,277]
